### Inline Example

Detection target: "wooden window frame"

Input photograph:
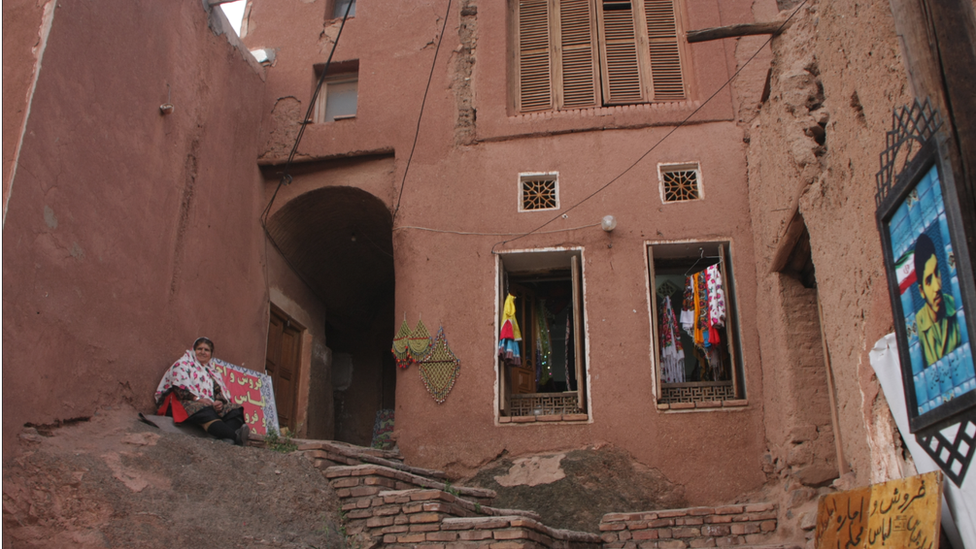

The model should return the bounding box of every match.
[513,0,688,113]
[497,250,590,423]
[313,62,359,124]
[658,161,703,203]
[646,241,747,410]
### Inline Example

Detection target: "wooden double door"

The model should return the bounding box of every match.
[266,305,303,432]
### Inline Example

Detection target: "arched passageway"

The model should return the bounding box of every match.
[266,185,395,446]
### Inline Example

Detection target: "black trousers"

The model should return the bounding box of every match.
[186,406,245,440]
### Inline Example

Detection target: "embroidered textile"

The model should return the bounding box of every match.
[705,265,726,328]
[659,295,685,383]
[419,327,461,403]
[155,350,233,405]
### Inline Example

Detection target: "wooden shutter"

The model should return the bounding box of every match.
[557,0,599,108]
[647,245,663,403]
[643,0,685,100]
[598,0,646,104]
[498,256,509,414]
[718,245,739,398]
[266,306,302,431]
[571,255,587,411]
[518,0,554,112]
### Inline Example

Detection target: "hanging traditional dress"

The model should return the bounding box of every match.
[498,294,522,366]
[704,264,727,380]
[659,294,685,383]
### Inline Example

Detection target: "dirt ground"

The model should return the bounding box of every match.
[464,446,688,533]
[2,407,345,549]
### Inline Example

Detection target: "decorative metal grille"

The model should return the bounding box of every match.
[875,98,943,207]
[661,166,700,202]
[917,418,975,487]
[520,176,558,211]
[507,392,581,416]
[660,381,735,404]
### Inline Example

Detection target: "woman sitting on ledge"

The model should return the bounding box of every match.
[155,337,250,446]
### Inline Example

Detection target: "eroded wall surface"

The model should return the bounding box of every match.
[746,0,915,494]
[2,0,269,453]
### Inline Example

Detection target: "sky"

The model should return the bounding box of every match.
[221,0,246,36]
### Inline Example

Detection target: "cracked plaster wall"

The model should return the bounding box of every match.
[744,0,915,490]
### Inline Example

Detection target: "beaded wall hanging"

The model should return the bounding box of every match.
[391,319,412,368]
[408,319,433,362]
[418,327,460,404]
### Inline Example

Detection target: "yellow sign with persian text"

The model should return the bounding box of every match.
[816,471,942,549]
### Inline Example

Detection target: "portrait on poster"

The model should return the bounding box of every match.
[879,144,976,432]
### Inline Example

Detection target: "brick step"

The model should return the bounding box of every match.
[599,503,781,549]
[325,464,497,505]
[380,515,602,549]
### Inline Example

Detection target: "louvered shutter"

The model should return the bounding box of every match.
[557,0,599,109]
[518,0,553,112]
[598,0,645,104]
[644,0,685,100]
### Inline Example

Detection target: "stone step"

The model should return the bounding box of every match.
[294,438,403,461]
[302,445,449,480]
[325,463,497,505]
[599,503,781,549]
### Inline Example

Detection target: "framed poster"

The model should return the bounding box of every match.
[877,136,976,434]
[211,358,280,436]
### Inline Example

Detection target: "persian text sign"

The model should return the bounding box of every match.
[211,359,280,436]
[815,471,942,549]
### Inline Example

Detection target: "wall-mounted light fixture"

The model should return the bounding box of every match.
[601,215,617,232]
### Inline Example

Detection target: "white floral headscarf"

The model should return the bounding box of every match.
[154,349,232,405]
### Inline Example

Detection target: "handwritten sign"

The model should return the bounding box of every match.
[211,359,280,436]
[815,471,942,549]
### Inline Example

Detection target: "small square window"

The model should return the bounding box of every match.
[519,173,559,212]
[659,163,702,203]
[332,0,355,19]
[313,66,358,123]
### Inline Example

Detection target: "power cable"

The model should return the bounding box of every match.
[391,0,454,222]
[490,0,808,254]
[261,0,354,226]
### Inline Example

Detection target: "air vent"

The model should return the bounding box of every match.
[660,163,701,202]
[520,173,559,211]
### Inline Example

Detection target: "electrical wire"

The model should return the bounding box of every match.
[391,0,454,222]
[393,223,600,236]
[489,0,809,254]
[261,0,354,226]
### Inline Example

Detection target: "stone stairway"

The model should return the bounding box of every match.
[294,440,799,549]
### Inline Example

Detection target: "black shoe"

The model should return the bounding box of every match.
[235,424,250,446]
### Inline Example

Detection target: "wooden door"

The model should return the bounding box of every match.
[266,305,302,431]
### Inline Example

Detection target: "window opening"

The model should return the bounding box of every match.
[313,62,359,123]
[332,0,356,19]
[498,250,588,420]
[660,163,701,202]
[520,173,559,211]
[648,241,744,408]
[514,0,686,113]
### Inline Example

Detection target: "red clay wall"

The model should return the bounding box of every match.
[245,0,771,505]
[2,0,269,454]
[745,0,915,486]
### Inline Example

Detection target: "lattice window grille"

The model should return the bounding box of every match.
[917,419,975,486]
[507,393,581,416]
[660,381,735,404]
[520,174,559,211]
[660,164,701,202]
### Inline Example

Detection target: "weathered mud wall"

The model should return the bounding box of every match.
[2,0,269,455]
[746,0,915,492]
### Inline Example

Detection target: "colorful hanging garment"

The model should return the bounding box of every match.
[659,295,685,383]
[498,294,522,366]
[408,319,433,362]
[391,319,412,368]
[419,327,461,404]
[535,299,553,386]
